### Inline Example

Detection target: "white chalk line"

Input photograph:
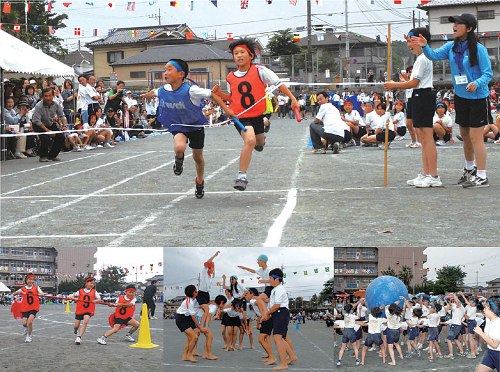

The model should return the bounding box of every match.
[37,314,163,331]
[0,153,104,178]
[0,233,122,239]
[295,329,334,363]
[263,129,308,247]
[0,154,191,232]
[105,155,240,247]
[1,151,154,196]
[161,364,333,371]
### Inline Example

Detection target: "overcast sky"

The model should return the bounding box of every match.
[424,247,500,287]
[163,247,333,300]
[42,0,427,51]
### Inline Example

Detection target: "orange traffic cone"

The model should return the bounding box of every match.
[65,300,71,313]
[130,303,159,349]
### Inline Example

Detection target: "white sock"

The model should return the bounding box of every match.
[465,160,476,170]
[237,172,247,180]
[476,170,486,179]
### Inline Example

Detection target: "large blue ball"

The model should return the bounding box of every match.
[365,276,409,310]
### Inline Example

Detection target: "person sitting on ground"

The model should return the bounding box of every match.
[433,102,453,146]
[360,102,395,148]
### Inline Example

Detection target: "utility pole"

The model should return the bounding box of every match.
[345,0,350,80]
[412,10,416,29]
[149,8,161,26]
[306,0,313,84]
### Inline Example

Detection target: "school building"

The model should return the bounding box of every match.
[333,247,427,293]
[487,277,500,296]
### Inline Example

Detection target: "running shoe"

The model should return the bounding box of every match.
[173,155,184,176]
[97,336,107,345]
[233,177,248,191]
[96,144,104,148]
[443,354,454,359]
[48,157,61,161]
[39,157,50,162]
[407,142,422,148]
[72,146,82,152]
[415,175,443,188]
[312,148,326,154]
[458,167,477,184]
[125,334,135,342]
[355,358,361,366]
[332,142,340,154]
[75,336,81,345]
[104,143,114,148]
[462,175,489,188]
[336,360,342,366]
[25,335,32,343]
[83,145,94,150]
[466,353,477,359]
[477,346,483,352]
[254,144,265,152]
[195,177,204,199]
[435,140,446,146]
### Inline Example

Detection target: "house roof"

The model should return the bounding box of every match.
[487,277,500,285]
[297,32,382,48]
[418,0,500,9]
[60,50,93,67]
[111,43,233,66]
[86,24,199,48]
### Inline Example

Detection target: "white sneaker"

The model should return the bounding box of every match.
[477,346,483,352]
[407,173,425,186]
[125,334,135,342]
[84,145,94,150]
[435,140,446,146]
[417,343,423,349]
[395,136,404,141]
[96,336,107,345]
[25,335,32,343]
[369,346,376,351]
[73,145,82,152]
[415,175,443,188]
[75,336,81,345]
[150,316,158,320]
[96,144,104,148]
[104,142,115,148]
[423,346,430,351]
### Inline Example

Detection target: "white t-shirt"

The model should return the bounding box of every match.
[229,284,246,299]
[256,267,270,282]
[428,313,441,327]
[78,84,94,107]
[385,308,402,329]
[433,113,453,128]
[364,111,378,130]
[367,314,385,334]
[407,316,419,328]
[465,305,477,320]
[373,112,394,131]
[249,299,262,317]
[223,307,243,319]
[196,303,218,319]
[72,288,101,300]
[451,303,466,325]
[315,103,345,137]
[421,304,430,317]
[176,297,198,316]
[357,305,368,318]
[411,53,433,90]
[343,313,357,329]
[199,267,212,292]
[344,110,365,127]
[86,85,100,105]
[393,111,406,127]
[484,317,500,351]
[269,284,289,309]
[154,84,211,106]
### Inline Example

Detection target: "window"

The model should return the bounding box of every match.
[361,249,376,260]
[39,264,52,273]
[0,261,9,271]
[477,10,495,20]
[24,262,38,272]
[440,16,449,24]
[24,248,34,256]
[346,249,358,259]
[0,248,8,256]
[130,71,146,79]
[11,248,24,256]
[107,51,124,64]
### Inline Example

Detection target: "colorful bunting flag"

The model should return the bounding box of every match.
[481,32,488,37]
[394,0,401,4]
[227,32,234,41]
[107,2,114,8]
[420,0,430,3]
[289,0,297,5]
[210,0,217,7]
[441,33,448,40]
[63,2,72,7]
[48,25,55,34]
[185,31,194,39]
[170,0,178,6]
[314,268,319,274]
[93,28,98,36]
[316,0,323,5]
[74,27,81,36]
[85,2,94,5]
[267,0,272,3]
[126,1,135,11]
[240,0,248,9]
[185,0,193,10]
[131,29,137,38]
[148,0,157,5]
[2,2,11,14]
[293,33,300,42]
[45,2,52,12]
[150,30,155,37]
[158,262,162,267]
[498,32,500,39]
[304,270,308,275]
[13,24,21,32]
[25,2,31,13]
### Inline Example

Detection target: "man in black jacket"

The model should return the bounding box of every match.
[143,280,157,319]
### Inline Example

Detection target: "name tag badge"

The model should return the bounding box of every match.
[455,75,468,85]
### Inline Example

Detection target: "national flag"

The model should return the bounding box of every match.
[289,0,297,5]
[441,33,448,40]
[63,2,72,7]
[185,0,193,10]
[107,2,114,8]
[394,0,401,4]
[266,0,272,3]
[150,30,155,37]
[48,25,55,34]
[131,29,137,37]
[314,268,319,274]
[420,0,430,3]
[185,31,194,39]
[304,270,308,275]
[2,2,11,14]
[240,0,248,9]
[170,0,178,6]
[227,32,234,40]
[124,268,129,273]
[74,27,81,36]
[325,266,330,272]
[140,265,144,270]
[25,2,31,13]
[33,25,39,31]
[126,1,135,11]
[283,273,286,278]
[93,28,98,36]
[316,0,323,5]
[13,24,21,32]
[85,2,94,6]
[45,2,52,12]
[210,0,217,6]
[481,32,488,37]
[316,33,324,41]
[293,33,300,42]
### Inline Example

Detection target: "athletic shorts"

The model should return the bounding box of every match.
[364,333,383,347]
[354,126,367,138]
[411,89,435,128]
[386,328,401,344]
[397,126,407,137]
[235,115,265,136]
[427,327,439,342]
[375,130,396,142]
[75,312,92,321]
[468,320,477,334]
[460,324,467,335]
[171,129,205,150]
[175,313,196,333]
[355,326,363,340]
[447,324,462,340]
[454,95,489,128]
[221,312,231,326]
[260,318,273,336]
[271,307,290,337]
[433,132,451,142]
[343,129,352,143]
[342,328,357,344]
[481,349,500,371]
[114,317,132,326]
[421,326,429,333]
[21,310,38,318]
[408,327,419,341]
[196,291,210,306]
[264,286,273,298]
[406,98,413,120]
[228,315,242,327]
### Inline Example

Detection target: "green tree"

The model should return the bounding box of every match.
[414,277,435,294]
[310,294,318,308]
[97,266,127,293]
[397,265,414,288]
[434,265,466,293]
[1,1,68,58]
[319,278,334,303]
[267,29,301,56]
[317,48,339,76]
[58,277,86,293]
[381,266,397,276]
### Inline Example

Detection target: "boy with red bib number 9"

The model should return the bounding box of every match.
[212,38,299,191]
[69,277,101,345]
[97,284,140,345]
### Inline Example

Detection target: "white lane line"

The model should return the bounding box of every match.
[2,151,153,196]
[0,154,191,232]
[263,131,307,247]
[0,153,104,177]
[295,329,334,362]
[105,156,240,247]
[161,365,333,371]
[0,233,122,239]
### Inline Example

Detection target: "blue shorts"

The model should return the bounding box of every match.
[342,328,357,344]
[460,324,467,335]
[467,320,477,334]
[447,324,462,340]
[365,333,383,347]
[355,327,363,341]
[271,307,289,337]
[481,348,499,371]
[386,328,401,344]
[427,327,439,342]
[408,327,419,341]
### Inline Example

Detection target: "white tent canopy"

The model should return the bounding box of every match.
[0,29,75,76]
[0,281,11,292]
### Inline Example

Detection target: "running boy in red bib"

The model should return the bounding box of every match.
[13,273,44,343]
[69,276,101,345]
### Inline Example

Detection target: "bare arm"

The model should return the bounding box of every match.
[206,250,220,264]
[237,266,256,273]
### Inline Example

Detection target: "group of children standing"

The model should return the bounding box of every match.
[175,252,298,370]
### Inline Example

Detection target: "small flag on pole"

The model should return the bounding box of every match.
[131,29,137,38]
[210,0,217,6]
[150,30,155,37]
[289,0,297,5]
[240,0,248,9]
[107,2,114,8]
[394,0,401,4]
[25,2,31,13]
[227,32,234,40]
[45,2,52,12]
[126,1,135,11]
[420,0,430,3]
[13,24,21,32]
[170,0,178,6]
[2,2,11,14]
[293,33,300,42]
[481,32,488,37]
[93,28,98,36]
[185,31,194,39]
[63,2,72,7]
[74,27,81,36]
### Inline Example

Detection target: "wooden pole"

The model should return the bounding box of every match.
[384,23,391,187]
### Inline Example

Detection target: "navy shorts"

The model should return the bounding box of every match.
[175,314,196,333]
[481,348,499,371]
[396,126,407,137]
[171,128,205,150]
[21,310,38,319]
[264,286,273,298]
[428,327,439,342]
[342,328,357,344]
[271,307,290,337]
[411,89,435,128]
[235,115,265,136]
[114,317,132,326]
[365,333,383,347]
[375,130,396,142]
[447,324,462,340]
[406,98,413,120]
[196,291,210,306]
[221,312,231,326]
[75,312,92,321]
[260,318,273,336]
[467,320,477,334]
[386,328,401,344]
[460,324,467,335]
[454,95,489,128]
[355,327,363,340]
[408,327,419,341]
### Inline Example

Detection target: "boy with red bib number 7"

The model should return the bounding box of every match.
[212,38,299,191]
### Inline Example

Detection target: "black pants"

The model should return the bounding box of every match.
[309,123,344,149]
[33,123,65,158]
[144,297,155,317]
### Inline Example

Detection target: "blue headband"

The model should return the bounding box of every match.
[365,101,375,107]
[167,60,184,74]
[436,103,446,109]
[230,275,238,280]
[257,254,268,263]
[488,299,500,316]
[270,274,283,281]
[407,31,416,38]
